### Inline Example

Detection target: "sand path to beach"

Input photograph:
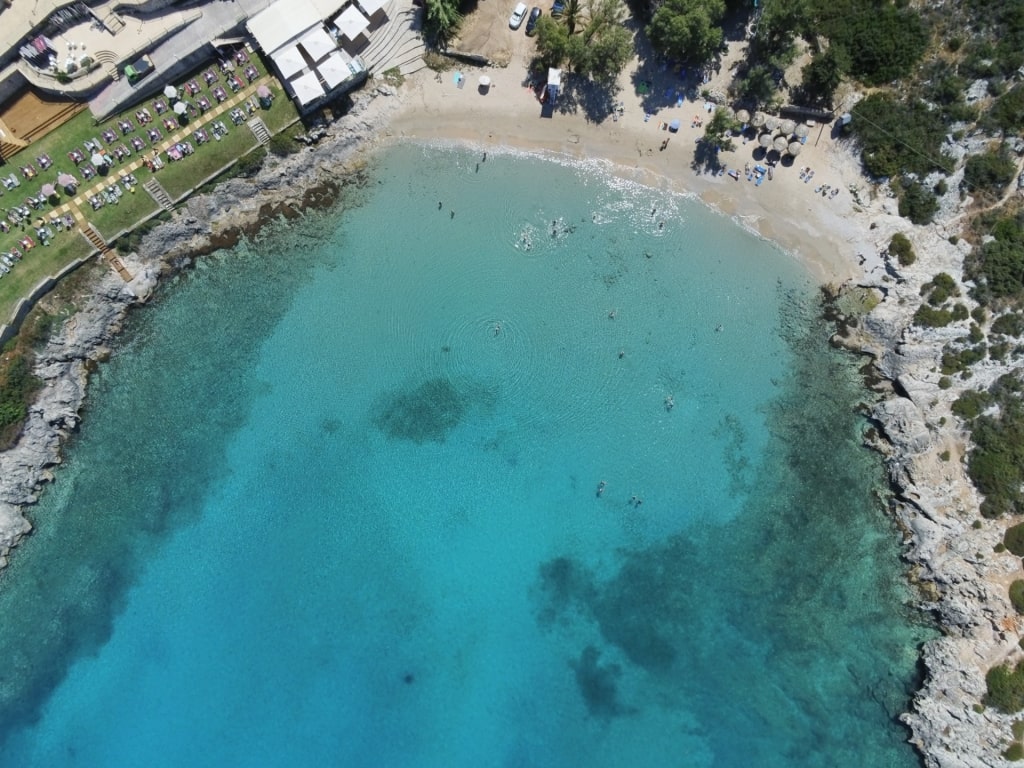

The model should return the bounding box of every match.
[387,36,885,284]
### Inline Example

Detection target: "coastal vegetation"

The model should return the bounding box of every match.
[986,659,1024,713]
[532,0,633,82]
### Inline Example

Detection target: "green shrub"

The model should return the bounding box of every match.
[966,216,1024,301]
[993,314,1024,337]
[939,376,953,389]
[1011,581,1024,613]
[268,133,299,158]
[1006,523,1024,555]
[940,450,951,462]
[953,304,970,321]
[899,182,940,225]
[997,542,1007,552]
[964,147,1018,194]
[1007,742,1024,762]
[890,233,916,266]
[987,659,1024,712]
[970,323,986,343]
[235,147,267,176]
[914,306,953,327]
[953,389,991,420]
[852,94,949,178]
[1013,720,1024,740]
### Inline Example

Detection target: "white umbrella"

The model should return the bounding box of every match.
[90,152,105,166]
[163,84,177,99]
[174,101,188,115]
[479,75,491,87]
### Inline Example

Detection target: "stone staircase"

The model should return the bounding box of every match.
[80,224,133,281]
[143,178,174,211]
[247,117,271,146]
[360,1,426,77]
[93,49,120,81]
[101,12,126,34]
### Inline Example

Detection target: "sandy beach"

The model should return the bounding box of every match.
[388,46,879,286]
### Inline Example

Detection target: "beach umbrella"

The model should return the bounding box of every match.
[751,112,766,127]
[764,117,778,132]
[794,123,810,138]
[779,119,796,135]
[256,85,272,99]
[163,84,177,99]
[479,75,491,87]
[669,118,681,132]
[91,152,106,166]
[57,172,75,187]
[758,132,772,148]
[41,183,57,197]
[174,101,188,115]
[773,135,789,152]
[788,141,803,156]
[735,109,750,124]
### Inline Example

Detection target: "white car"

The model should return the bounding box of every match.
[509,2,528,29]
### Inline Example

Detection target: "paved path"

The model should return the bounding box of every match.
[42,75,276,282]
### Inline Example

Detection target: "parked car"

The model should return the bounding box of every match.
[509,2,528,29]
[551,0,564,17]
[525,6,542,35]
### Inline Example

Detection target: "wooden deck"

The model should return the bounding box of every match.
[0,89,86,160]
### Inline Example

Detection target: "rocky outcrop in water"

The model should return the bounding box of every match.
[0,85,400,570]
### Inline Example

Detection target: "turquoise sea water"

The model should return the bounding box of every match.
[0,144,931,766]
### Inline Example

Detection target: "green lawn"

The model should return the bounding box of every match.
[0,235,91,314]
[0,56,303,326]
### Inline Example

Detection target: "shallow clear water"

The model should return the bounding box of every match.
[0,144,931,766]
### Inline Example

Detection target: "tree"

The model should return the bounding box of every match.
[560,0,587,35]
[702,107,738,152]
[647,0,725,66]
[534,0,633,81]
[735,64,775,105]
[801,46,848,106]
[752,0,810,68]
[963,147,1018,194]
[897,181,939,225]
[424,0,462,47]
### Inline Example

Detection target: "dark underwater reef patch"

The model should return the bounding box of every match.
[373,378,468,443]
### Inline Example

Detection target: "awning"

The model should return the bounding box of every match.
[276,46,307,79]
[300,26,336,62]
[317,51,352,89]
[359,0,386,16]
[248,0,324,54]
[290,70,325,105]
[336,5,369,40]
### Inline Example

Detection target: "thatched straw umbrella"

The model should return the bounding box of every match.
[758,132,773,148]
[779,119,796,135]
[751,112,766,128]
[735,108,750,124]
[794,123,810,138]
[764,117,779,132]
[773,134,790,152]
[788,141,803,156]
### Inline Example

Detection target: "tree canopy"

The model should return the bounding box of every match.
[533,0,633,82]
[646,0,725,66]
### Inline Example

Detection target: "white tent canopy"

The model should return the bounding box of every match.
[290,70,325,105]
[336,5,369,40]
[359,0,386,16]
[318,50,353,89]
[300,27,336,63]
[248,1,324,54]
[276,46,307,78]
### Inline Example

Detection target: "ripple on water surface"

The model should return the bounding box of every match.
[0,143,931,768]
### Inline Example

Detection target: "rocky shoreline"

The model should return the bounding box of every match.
[833,212,1021,766]
[0,84,402,570]
[0,80,1012,766]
